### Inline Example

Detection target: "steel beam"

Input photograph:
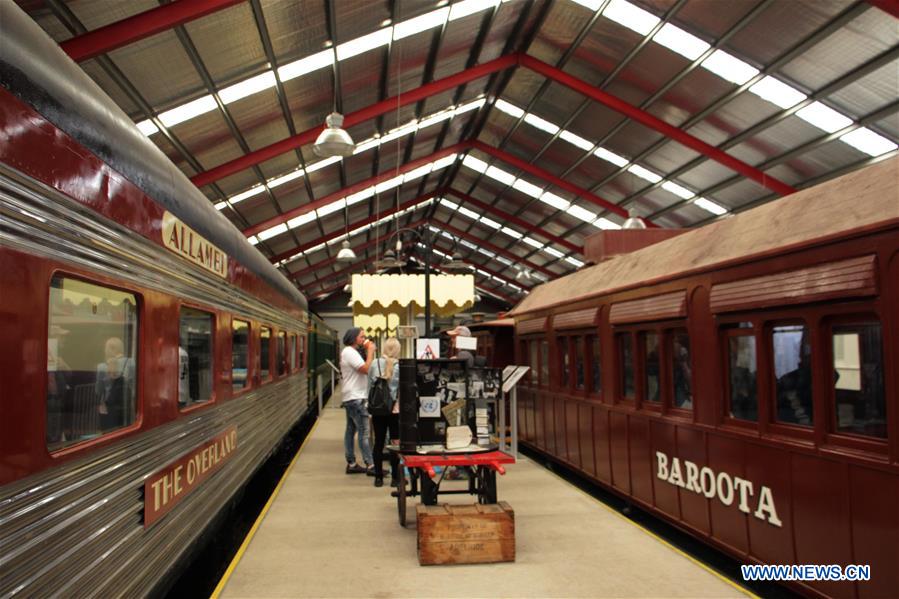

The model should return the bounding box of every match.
[437,221,558,280]
[60,0,245,62]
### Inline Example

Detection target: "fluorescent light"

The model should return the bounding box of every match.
[336,28,392,61]
[602,0,660,35]
[457,206,481,220]
[278,49,334,81]
[432,153,458,170]
[220,71,277,104]
[512,178,543,198]
[463,154,489,173]
[494,99,525,119]
[230,184,267,204]
[593,147,629,167]
[748,76,806,109]
[346,187,375,205]
[559,130,594,151]
[840,128,898,156]
[501,226,523,239]
[565,256,585,268]
[540,192,570,210]
[485,165,516,186]
[287,211,317,229]
[158,95,217,127]
[394,7,448,39]
[796,101,853,133]
[316,199,345,217]
[543,246,564,258]
[480,216,502,229]
[374,174,404,193]
[653,24,709,60]
[439,198,460,210]
[701,50,758,85]
[566,204,598,222]
[449,0,499,21]
[627,164,662,183]
[522,236,543,248]
[268,169,305,188]
[661,180,695,199]
[594,217,621,230]
[523,113,560,135]
[694,197,728,216]
[257,223,289,241]
[136,120,159,136]
[305,155,342,173]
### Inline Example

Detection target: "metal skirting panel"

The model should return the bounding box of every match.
[0,377,310,598]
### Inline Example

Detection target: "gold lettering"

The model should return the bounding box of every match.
[174,465,183,496]
[151,478,164,512]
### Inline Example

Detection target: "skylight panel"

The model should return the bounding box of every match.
[449,0,499,21]
[501,226,523,239]
[346,187,375,205]
[316,200,345,218]
[627,164,662,183]
[593,147,629,167]
[496,255,513,265]
[543,246,564,258]
[455,97,486,114]
[460,239,478,249]
[305,156,342,173]
[653,24,709,60]
[268,169,305,188]
[559,130,594,151]
[457,206,481,220]
[523,113,560,135]
[701,50,758,85]
[432,153,458,170]
[158,95,217,127]
[565,256,585,268]
[477,247,496,258]
[540,191,570,211]
[287,211,317,229]
[278,49,334,81]
[230,184,267,204]
[522,236,543,249]
[247,235,260,245]
[512,178,543,198]
[439,198,460,210]
[594,217,622,230]
[840,127,898,156]
[485,165,516,186]
[305,242,327,254]
[136,120,158,136]
[404,164,433,182]
[257,223,288,241]
[494,99,525,119]
[215,201,228,211]
[566,204,598,222]
[393,7,448,40]
[480,216,502,229]
[571,0,604,10]
[417,110,454,130]
[220,71,277,104]
[748,76,806,109]
[602,0,660,35]
[796,101,853,133]
[694,197,728,216]
[336,28,392,61]
[374,175,404,193]
[661,180,695,199]
[353,137,380,154]
[462,154,489,173]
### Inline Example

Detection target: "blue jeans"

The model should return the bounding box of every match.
[343,399,373,466]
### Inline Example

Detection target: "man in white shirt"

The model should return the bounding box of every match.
[340,327,375,474]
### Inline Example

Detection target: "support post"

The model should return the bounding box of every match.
[510,386,518,458]
[317,373,323,415]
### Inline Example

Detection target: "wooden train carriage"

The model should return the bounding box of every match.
[469,318,516,368]
[509,157,899,599]
[0,6,311,596]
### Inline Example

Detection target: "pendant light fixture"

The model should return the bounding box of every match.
[313,112,355,157]
[623,207,647,229]
[336,199,356,263]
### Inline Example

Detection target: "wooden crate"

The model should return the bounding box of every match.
[416,502,515,565]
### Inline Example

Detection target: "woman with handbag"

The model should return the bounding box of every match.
[367,337,401,488]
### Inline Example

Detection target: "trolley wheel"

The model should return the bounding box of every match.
[476,466,498,504]
[397,470,407,527]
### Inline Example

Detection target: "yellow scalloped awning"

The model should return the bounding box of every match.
[353,313,402,335]
[351,273,474,317]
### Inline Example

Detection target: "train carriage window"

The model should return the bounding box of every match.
[529,341,538,385]
[590,336,601,394]
[289,334,297,373]
[47,276,138,450]
[179,307,214,408]
[300,335,306,370]
[540,340,549,386]
[558,337,570,387]
[771,324,813,427]
[831,322,886,438]
[232,320,249,392]
[617,333,635,399]
[277,331,287,377]
[642,332,661,403]
[260,327,272,380]
[727,334,758,421]
[669,330,692,409]
[575,337,585,390]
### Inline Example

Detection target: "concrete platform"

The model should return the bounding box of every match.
[215,391,751,598]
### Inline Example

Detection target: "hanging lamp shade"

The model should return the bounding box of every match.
[441,252,471,273]
[623,208,647,229]
[336,240,357,262]
[374,249,405,270]
[313,112,355,157]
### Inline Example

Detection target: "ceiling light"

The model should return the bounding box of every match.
[158,95,218,127]
[220,71,277,104]
[627,164,662,183]
[565,256,585,268]
[559,130,594,151]
[393,7,448,40]
[594,217,621,230]
[442,252,471,273]
[566,204,598,223]
[257,223,288,241]
[795,101,853,133]
[462,154,489,173]
[343,282,352,293]
[701,50,758,85]
[840,128,898,157]
[543,247,564,259]
[449,0,498,21]
[485,165,516,186]
[661,181,695,199]
[336,240,357,262]
[523,113,560,135]
[512,178,543,198]
[593,147,629,167]
[540,192,570,211]
[494,99,525,119]
[748,76,806,109]
[313,112,355,157]
[622,208,647,229]
[374,249,406,270]
[693,197,728,216]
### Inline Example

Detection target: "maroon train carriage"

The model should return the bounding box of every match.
[469,318,516,368]
[1,8,313,597]
[508,157,898,599]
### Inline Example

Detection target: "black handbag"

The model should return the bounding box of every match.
[367,359,391,416]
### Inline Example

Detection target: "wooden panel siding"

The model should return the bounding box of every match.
[609,291,687,324]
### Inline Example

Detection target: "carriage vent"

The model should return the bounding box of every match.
[609,291,687,324]
[516,317,548,335]
[553,308,599,330]
[709,255,877,313]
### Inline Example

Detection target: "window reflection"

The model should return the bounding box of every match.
[833,322,886,438]
[773,324,813,426]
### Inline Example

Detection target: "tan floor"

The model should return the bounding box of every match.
[217,391,750,599]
